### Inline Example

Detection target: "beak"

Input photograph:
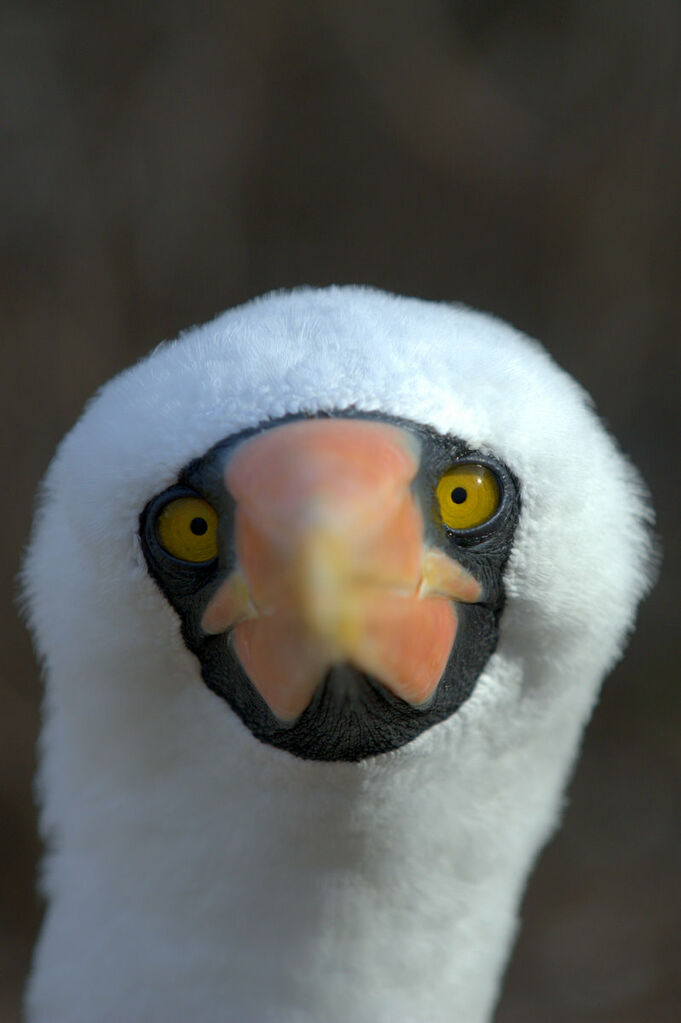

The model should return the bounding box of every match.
[201,419,481,722]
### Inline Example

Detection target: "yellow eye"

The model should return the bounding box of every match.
[436,464,501,531]
[155,496,219,563]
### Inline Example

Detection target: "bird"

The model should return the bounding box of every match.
[23,286,655,1023]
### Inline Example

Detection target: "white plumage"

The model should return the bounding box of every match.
[24,287,654,1022]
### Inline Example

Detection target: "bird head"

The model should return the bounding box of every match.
[25,286,655,775]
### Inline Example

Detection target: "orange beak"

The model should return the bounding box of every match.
[201,419,481,722]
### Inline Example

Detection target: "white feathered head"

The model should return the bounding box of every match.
[25,287,654,762]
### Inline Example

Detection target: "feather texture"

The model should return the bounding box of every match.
[23,287,655,1022]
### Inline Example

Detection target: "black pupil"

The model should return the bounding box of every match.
[190,517,208,536]
[451,487,467,504]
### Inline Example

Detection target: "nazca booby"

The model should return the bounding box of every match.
[23,287,655,1022]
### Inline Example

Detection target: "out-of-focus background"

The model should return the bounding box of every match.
[2,2,679,1020]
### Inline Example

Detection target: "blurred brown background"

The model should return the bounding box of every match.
[2,2,679,1020]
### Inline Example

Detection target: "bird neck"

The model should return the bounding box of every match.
[31,655,585,1023]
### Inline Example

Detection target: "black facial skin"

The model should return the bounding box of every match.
[140,411,520,762]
